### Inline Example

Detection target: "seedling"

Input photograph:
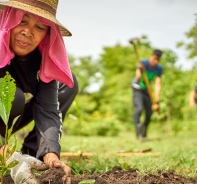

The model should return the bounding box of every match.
[0,72,20,183]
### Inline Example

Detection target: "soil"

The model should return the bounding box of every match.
[2,166,197,184]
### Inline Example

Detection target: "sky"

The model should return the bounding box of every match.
[57,0,197,70]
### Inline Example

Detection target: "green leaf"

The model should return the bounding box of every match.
[7,128,13,140]
[0,154,3,162]
[0,72,16,125]
[0,98,7,124]
[7,136,17,155]
[0,135,3,146]
[7,160,19,169]
[7,115,20,140]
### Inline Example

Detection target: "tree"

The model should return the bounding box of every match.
[176,14,197,59]
[69,55,102,94]
[66,35,195,136]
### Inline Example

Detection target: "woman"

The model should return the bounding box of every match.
[0,0,78,183]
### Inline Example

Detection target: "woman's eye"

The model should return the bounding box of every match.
[20,20,26,25]
[36,25,45,31]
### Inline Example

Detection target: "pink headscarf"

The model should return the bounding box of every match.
[0,7,74,88]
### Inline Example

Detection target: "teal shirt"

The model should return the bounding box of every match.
[132,60,163,90]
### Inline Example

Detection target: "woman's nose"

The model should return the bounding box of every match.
[21,28,33,37]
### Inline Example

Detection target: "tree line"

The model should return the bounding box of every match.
[66,15,197,131]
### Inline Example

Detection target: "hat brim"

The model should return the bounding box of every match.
[0,1,71,36]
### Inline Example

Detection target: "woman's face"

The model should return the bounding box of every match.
[10,13,49,57]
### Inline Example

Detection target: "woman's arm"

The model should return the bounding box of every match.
[32,80,71,183]
[33,80,61,159]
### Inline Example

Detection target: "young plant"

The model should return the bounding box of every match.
[0,72,19,183]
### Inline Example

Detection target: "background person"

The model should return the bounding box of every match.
[189,83,197,108]
[0,0,78,183]
[131,49,163,140]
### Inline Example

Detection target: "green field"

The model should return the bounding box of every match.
[15,119,197,178]
[60,120,197,177]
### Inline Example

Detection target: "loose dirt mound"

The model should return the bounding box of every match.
[71,166,197,184]
[3,166,197,184]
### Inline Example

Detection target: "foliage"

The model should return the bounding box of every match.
[176,14,197,61]
[0,72,19,183]
[66,11,197,139]
[67,34,195,136]
[65,105,122,137]
[0,72,16,125]
[69,55,102,94]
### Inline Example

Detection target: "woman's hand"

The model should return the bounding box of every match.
[7,152,49,184]
[43,152,71,184]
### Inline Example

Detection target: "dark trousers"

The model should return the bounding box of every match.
[0,74,78,156]
[132,87,152,138]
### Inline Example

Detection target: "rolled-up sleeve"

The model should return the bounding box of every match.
[32,80,62,160]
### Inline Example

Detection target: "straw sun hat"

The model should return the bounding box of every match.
[0,0,71,36]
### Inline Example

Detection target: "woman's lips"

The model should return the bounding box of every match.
[16,39,31,47]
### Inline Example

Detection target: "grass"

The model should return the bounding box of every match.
[14,119,197,178]
[60,119,197,178]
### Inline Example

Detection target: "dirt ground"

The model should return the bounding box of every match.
[3,166,197,184]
